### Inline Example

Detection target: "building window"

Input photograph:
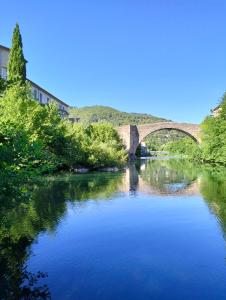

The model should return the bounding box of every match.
[1,67,7,79]
[39,93,42,103]
[33,89,37,99]
[47,97,50,104]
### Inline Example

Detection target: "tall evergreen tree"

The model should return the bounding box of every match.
[7,23,26,84]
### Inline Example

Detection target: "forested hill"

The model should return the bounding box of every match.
[69,105,167,126]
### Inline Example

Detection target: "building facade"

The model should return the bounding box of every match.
[0,44,69,118]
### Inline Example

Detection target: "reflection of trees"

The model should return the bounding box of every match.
[199,167,226,237]
[137,158,226,238]
[138,159,199,194]
[0,179,60,299]
[58,172,124,201]
[0,172,123,299]
[0,235,50,299]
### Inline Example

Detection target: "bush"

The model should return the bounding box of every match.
[67,123,127,168]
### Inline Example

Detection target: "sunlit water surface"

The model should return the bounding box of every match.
[1,158,226,299]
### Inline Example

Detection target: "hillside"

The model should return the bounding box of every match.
[69,105,167,126]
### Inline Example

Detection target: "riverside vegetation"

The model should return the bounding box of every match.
[0,24,127,184]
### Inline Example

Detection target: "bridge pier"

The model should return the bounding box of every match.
[117,125,139,159]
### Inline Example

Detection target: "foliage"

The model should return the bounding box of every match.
[0,77,7,95]
[197,94,226,165]
[144,129,186,151]
[0,83,127,178]
[69,105,166,126]
[7,23,26,85]
[0,83,62,175]
[67,123,127,168]
[86,123,127,167]
[161,136,199,157]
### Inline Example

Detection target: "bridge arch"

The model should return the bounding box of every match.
[117,122,201,158]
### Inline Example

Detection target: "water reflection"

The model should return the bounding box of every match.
[0,173,123,299]
[1,159,226,298]
[122,158,200,196]
[199,167,226,237]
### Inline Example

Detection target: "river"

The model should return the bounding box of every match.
[1,158,226,299]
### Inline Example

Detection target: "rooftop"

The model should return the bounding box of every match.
[0,44,10,51]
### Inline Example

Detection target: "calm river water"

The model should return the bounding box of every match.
[1,158,226,299]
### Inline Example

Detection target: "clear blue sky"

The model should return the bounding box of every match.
[2,0,226,123]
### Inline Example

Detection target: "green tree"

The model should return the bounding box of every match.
[7,23,26,85]
[199,93,226,165]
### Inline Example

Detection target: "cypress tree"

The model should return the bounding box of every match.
[7,23,26,84]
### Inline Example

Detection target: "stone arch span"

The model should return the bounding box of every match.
[117,122,201,159]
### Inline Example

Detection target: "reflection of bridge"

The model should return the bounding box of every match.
[137,178,199,196]
[117,122,201,158]
[119,163,200,196]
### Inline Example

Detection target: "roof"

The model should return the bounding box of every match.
[28,79,70,107]
[0,44,10,51]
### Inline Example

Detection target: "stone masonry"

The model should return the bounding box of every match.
[117,122,201,158]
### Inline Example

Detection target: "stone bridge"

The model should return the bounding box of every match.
[117,122,201,158]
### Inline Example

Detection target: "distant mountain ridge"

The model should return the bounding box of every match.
[69,105,167,126]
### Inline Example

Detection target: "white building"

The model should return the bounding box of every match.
[0,44,70,118]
